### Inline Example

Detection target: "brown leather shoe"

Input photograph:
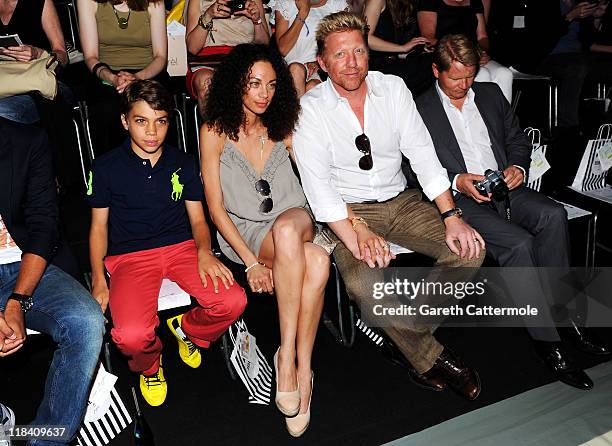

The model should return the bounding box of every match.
[380,338,447,391]
[425,349,481,400]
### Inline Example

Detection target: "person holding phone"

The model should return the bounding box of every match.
[0,0,84,193]
[364,0,435,95]
[185,0,269,115]
[274,0,349,96]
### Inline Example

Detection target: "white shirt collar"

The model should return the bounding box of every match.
[321,73,385,111]
[435,81,475,109]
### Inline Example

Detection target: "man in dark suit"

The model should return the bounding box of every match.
[415,34,608,390]
[0,117,104,445]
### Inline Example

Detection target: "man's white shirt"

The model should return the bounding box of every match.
[293,71,450,223]
[434,82,525,191]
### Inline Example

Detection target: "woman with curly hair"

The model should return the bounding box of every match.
[200,43,328,437]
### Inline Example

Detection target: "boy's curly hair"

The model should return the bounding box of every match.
[203,44,300,142]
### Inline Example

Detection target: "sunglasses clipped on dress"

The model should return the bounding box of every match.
[255,178,273,213]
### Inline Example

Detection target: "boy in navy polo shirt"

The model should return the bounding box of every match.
[87,80,246,407]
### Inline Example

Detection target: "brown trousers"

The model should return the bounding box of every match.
[333,189,484,373]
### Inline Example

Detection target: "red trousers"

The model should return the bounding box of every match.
[105,240,246,374]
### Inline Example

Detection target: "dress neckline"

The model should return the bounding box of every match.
[224,139,284,179]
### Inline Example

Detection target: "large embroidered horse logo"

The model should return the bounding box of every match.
[171,168,184,201]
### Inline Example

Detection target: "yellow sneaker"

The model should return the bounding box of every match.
[166,314,202,369]
[139,356,167,407]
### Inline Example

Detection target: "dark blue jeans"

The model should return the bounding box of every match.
[0,262,104,446]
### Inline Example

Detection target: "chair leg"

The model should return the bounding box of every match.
[221,331,237,381]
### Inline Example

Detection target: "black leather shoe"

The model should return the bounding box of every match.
[559,321,611,356]
[425,349,481,400]
[380,340,446,391]
[534,341,593,390]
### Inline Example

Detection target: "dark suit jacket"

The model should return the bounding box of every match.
[0,118,59,262]
[415,82,531,184]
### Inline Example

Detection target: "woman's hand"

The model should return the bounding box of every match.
[204,0,232,20]
[235,0,262,23]
[400,37,430,53]
[115,71,137,93]
[305,61,319,79]
[0,45,43,61]
[247,263,274,294]
[567,1,598,20]
[354,225,395,268]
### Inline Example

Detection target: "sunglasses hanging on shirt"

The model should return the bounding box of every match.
[255,179,273,213]
[355,133,373,170]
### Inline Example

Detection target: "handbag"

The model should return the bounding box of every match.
[0,50,59,100]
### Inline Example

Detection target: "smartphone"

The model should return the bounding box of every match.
[227,0,245,12]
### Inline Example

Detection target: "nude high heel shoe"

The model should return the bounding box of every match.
[286,372,313,437]
[274,348,300,417]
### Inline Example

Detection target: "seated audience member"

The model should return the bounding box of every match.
[0,0,69,124]
[416,34,609,390]
[0,117,105,444]
[592,0,612,53]
[88,80,246,407]
[78,0,169,153]
[274,0,348,97]
[185,0,269,114]
[364,0,435,95]
[509,0,612,133]
[294,11,486,400]
[201,43,328,437]
[417,0,513,102]
[0,0,82,192]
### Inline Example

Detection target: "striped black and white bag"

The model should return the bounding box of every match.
[571,124,612,192]
[76,364,132,446]
[525,127,550,192]
[228,319,272,405]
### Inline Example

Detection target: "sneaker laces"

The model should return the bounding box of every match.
[172,318,197,356]
[143,371,165,388]
[186,339,197,356]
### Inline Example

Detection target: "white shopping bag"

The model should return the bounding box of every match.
[525,128,550,191]
[167,20,187,77]
[77,364,132,446]
[229,319,273,405]
[571,124,612,192]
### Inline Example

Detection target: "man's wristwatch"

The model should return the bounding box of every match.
[7,293,33,313]
[441,207,463,220]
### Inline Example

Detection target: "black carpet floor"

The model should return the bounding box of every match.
[3,296,612,446]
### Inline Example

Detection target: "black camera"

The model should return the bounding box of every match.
[474,169,509,201]
[227,0,246,12]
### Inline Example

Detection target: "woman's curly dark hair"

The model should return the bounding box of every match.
[203,43,300,142]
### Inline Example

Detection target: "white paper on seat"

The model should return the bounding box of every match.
[554,201,592,220]
[388,242,414,256]
[158,279,191,311]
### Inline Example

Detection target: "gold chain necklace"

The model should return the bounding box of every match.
[112,4,131,29]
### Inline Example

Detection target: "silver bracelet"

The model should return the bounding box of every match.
[245,261,263,273]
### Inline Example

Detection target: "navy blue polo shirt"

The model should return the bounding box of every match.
[87,140,204,256]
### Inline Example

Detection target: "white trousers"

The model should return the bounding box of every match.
[475,59,513,103]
